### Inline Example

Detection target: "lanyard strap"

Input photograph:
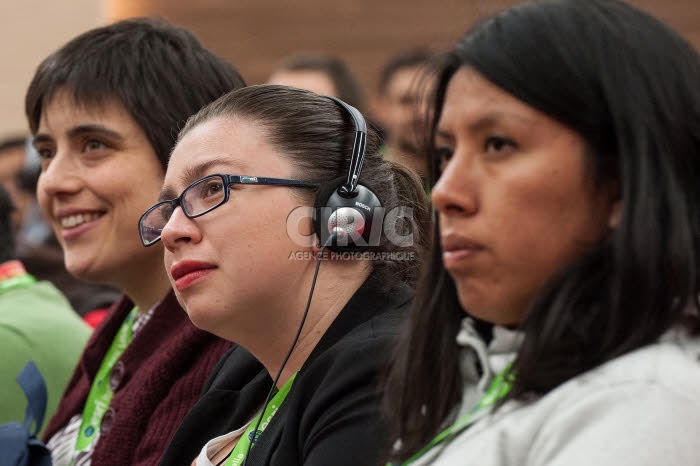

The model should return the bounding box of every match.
[74,306,139,452]
[0,260,36,295]
[225,372,298,466]
[393,365,513,466]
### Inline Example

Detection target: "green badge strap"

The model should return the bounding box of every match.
[74,306,139,452]
[391,365,514,466]
[0,274,36,295]
[225,372,298,466]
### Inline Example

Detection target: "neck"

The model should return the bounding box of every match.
[271,289,351,387]
[244,263,371,388]
[125,273,171,314]
[118,247,172,313]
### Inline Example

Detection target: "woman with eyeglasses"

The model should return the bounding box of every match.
[143,85,430,466]
[26,18,244,466]
[381,1,700,465]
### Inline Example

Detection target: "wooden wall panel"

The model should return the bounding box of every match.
[0,0,103,135]
[110,0,700,102]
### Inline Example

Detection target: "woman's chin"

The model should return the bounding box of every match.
[64,261,101,284]
[181,302,213,332]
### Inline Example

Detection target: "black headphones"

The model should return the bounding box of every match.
[312,96,382,252]
[242,97,382,466]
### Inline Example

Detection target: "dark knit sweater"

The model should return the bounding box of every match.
[43,290,233,466]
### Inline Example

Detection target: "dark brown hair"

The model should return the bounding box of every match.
[25,17,245,169]
[180,84,430,286]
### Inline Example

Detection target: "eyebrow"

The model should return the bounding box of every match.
[33,124,125,148]
[437,111,536,140]
[158,156,249,202]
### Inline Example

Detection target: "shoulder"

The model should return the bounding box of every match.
[292,293,410,419]
[344,281,413,341]
[525,334,700,428]
[0,280,90,344]
[433,336,700,466]
[341,302,408,347]
[309,290,410,377]
[556,331,700,404]
[521,335,700,465]
[0,280,73,316]
[262,292,409,466]
[202,345,267,392]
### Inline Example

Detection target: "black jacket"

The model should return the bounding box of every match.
[159,275,412,466]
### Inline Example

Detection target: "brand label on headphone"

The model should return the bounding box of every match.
[355,201,371,212]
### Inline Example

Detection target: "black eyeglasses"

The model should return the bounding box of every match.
[138,174,318,246]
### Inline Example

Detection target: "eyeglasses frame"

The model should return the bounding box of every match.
[138,173,319,247]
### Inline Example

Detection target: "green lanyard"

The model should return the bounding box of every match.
[225,372,298,466]
[74,306,139,452]
[391,366,513,466]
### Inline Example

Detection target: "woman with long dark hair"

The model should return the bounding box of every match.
[383,0,700,464]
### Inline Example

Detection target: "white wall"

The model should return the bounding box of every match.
[0,0,105,137]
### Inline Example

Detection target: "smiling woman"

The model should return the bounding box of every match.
[34,92,165,290]
[382,0,700,465]
[24,17,245,466]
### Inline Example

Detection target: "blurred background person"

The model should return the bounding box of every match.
[26,18,244,465]
[0,135,45,242]
[372,48,434,181]
[267,51,366,112]
[0,184,90,435]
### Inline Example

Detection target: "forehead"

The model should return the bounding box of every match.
[438,67,539,130]
[165,116,295,189]
[38,89,137,132]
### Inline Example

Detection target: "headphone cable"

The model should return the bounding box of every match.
[241,234,336,466]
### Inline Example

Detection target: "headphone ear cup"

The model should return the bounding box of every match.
[313,178,344,247]
[314,178,381,251]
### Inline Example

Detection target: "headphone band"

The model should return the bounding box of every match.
[315,95,382,252]
[325,96,367,196]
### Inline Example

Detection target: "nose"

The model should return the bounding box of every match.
[37,151,82,199]
[430,150,479,217]
[160,206,202,252]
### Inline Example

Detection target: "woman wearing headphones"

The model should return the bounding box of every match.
[143,85,430,466]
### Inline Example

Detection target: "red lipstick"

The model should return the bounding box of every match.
[170,260,217,291]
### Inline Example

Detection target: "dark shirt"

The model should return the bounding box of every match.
[160,274,412,466]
